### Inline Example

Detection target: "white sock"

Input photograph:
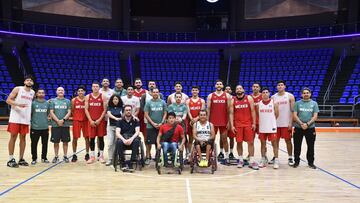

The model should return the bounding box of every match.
[275,158,279,162]
[225,152,229,159]
[220,148,224,153]
[249,156,254,163]
[100,151,104,156]
[289,156,294,159]
[230,149,233,153]
[9,155,14,160]
[238,155,243,160]
[91,151,95,157]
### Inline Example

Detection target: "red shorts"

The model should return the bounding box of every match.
[235,126,255,143]
[72,120,89,139]
[139,111,146,138]
[277,127,292,140]
[7,123,29,135]
[88,120,106,138]
[259,133,278,141]
[214,126,227,135]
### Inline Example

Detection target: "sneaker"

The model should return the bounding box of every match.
[217,152,224,159]
[249,162,259,170]
[7,159,19,168]
[268,157,275,165]
[52,156,59,163]
[203,160,209,167]
[121,163,128,171]
[63,156,69,163]
[288,158,295,166]
[84,154,90,161]
[293,162,299,168]
[259,158,267,168]
[144,158,151,165]
[31,160,37,165]
[71,154,78,162]
[237,159,244,168]
[243,158,249,166]
[308,164,317,169]
[264,156,269,163]
[105,159,113,166]
[41,158,50,163]
[273,159,279,169]
[99,155,106,164]
[86,156,96,164]
[18,159,29,166]
[229,152,235,160]
[128,163,135,172]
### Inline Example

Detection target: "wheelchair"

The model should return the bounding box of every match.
[155,144,184,175]
[189,141,217,174]
[112,138,145,172]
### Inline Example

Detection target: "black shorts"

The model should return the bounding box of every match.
[194,139,214,150]
[51,127,70,143]
[146,128,159,145]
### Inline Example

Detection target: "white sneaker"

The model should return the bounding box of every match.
[259,158,267,168]
[237,160,244,168]
[105,159,112,166]
[273,159,279,169]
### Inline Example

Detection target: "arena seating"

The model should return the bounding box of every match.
[340,58,360,104]
[239,48,334,101]
[28,47,122,99]
[0,55,15,101]
[139,51,220,98]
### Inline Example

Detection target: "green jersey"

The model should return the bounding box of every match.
[31,99,49,130]
[50,97,71,127]
[144,99,167,128]
[294,99,319,128]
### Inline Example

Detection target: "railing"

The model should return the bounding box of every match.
[1,19,360,42]
[323,49,347,106]
[318,104,354,118]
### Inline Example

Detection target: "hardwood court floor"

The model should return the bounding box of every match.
[0,127,359,203]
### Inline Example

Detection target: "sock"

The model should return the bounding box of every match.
[220,148,224,153]
[225,152,229,159]
[238,155,243,160]
[230,149,233,153]
[275,158,279,162]
[289,156,294,159]
[249,156,254,163]
[100,151,104,156]
[91,151,95,157]
[9,155,14,160]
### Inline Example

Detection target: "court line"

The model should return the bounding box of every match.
[186,178,192,203]
[0,148,85,197]
[266,142,360,190]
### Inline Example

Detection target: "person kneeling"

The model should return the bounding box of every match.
[193,110,215,167]
[157,112,185,167]
[116,105,140,172]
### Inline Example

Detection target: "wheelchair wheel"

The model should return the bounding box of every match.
[178,150,184,171]
[140,141,145,168]
[155,149,162,175]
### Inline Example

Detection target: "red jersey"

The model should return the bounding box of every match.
[251,94,262,124]
[72,97,87,121]
[188,98,202,118]
[88,93,104,120]
[209,92,228,126]
[233,95,252,127]
[159,123,184,142]
[134,89,146,98]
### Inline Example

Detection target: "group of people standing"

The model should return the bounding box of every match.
[6,75,319,171]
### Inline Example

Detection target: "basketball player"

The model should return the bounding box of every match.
[85,81,107,164]
[186,86,205,158]
[224,85,235,160]
[71,86,90,162]
[168,92,188,143]
[113,78,127,96]
[30,88,50,165]
[258,87,280,169]
[167,82,189,105]
[133,78,147,144]
[49,87,71,163]
[121,85,140,117]
[192,110,215,167]
[229,85,258,170]
[144,87,167,165]
[99,78,114,100]
[271,80,295,166]
[6,75,35,167]
[207,79,232,161]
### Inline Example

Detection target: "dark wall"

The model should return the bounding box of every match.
[131,16,196,32]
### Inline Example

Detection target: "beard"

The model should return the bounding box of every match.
[25,84,32,88]
[236,92,245,98]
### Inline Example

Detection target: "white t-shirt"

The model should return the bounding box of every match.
[121,95,140,115]
[99,88,114,102]
[168,92,189,104]
[9,86,35,125]
[196,121,211,141]
[273,92,292,127]
[258,99,277,133]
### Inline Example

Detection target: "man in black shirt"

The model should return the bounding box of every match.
[116,105,140,172]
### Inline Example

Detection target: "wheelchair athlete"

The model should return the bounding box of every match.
[156,112,185,167]
[192,110,215,167]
